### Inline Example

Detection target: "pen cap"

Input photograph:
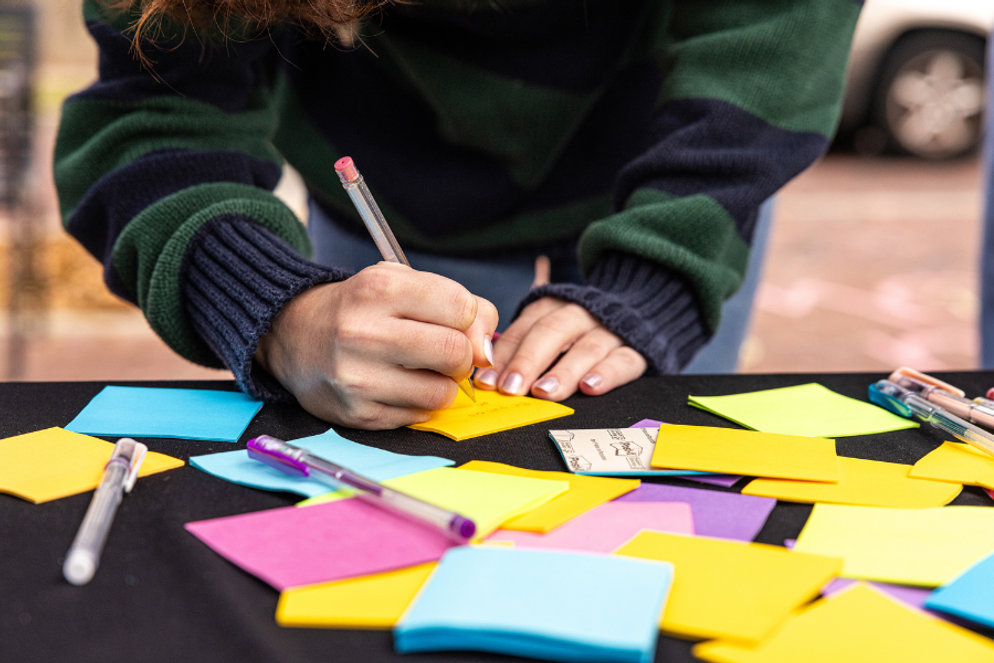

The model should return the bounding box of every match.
[889,367,965,397]
[247,436,310,478]
[334,156,359,184]
[868,381,912,418]
[109,438,147,493]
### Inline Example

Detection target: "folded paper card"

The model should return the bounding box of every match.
[650,425,839,482]
[793,504,994,587]
[616,530,841,643]
[487,501,694,552]
[616,484,775,542]
[0,427,184,503]
[742,456,961,508]
[909,441,994,489]
[299,467,569,538]
[394,547,674,663]
[191,429,453,498]
[693,585,994,663]
[925,550,994,629]
[458,460,639,533]
[277,563,436,629]
[688,383,918,438]
[66,386,263,441]
[549,427,719,478]
[408,389,572,441]
[185,498,453,590]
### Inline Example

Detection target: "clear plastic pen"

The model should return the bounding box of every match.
[63,438,147,585]
[334,156,476,402]
[870,380,994,458]
[247,435,477,542]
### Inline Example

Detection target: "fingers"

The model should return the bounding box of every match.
[529,327,625,400]
[493,303,600,396]
[351,263,479,331]
[576,346,648,396]
[464,296,499,369]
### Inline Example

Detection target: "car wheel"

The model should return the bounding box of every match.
[873,30,986,160]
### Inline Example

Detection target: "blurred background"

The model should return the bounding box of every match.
[0,0,991,382]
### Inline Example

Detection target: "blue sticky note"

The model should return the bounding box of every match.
[395,547,673,663]
[925,550,994,628]
[190,428,454,497]
[66,386,263,442]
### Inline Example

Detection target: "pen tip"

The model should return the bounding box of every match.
[459,378,476,403]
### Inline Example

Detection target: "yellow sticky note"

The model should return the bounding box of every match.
[408,389,573,441]
[458,460,639,533]
[650,425,839,482]
[909,441,994,489]
[304,467,569,538]
[0,427,185,504]
[688,383,918,438]
[615,530,841,643]
[276,563,435,628]
[742,456,961,508]
[793,504,994,587]
[693,585,994,663]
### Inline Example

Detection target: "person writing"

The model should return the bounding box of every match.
[56,0,860,428]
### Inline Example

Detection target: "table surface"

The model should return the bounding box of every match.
[4,372,994,663]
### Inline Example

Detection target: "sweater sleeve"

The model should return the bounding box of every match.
[521,0,861,374]
[54,2,346,396]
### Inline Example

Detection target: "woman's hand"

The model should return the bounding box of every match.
[255,262,498,428]
[474,296,647,401]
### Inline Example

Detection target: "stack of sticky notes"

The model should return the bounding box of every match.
[394,546,674,663]
[408,388,573,440]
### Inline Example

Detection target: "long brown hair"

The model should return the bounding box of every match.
[103,0,384,44]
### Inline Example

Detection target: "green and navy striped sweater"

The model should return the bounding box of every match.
[55,0,860,401]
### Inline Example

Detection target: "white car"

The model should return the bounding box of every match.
[839,0,993,160]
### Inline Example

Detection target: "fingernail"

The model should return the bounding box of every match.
[534,376,559,395]
[484,336,494,367]
[581,374,602,389]
[476,369,498,388]
[501,372,524,395]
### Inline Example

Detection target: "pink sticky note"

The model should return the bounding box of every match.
[486,501,694,553]
[185,498,453,590]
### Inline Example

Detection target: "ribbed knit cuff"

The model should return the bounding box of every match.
[515,253,710,374]
[181,216,351,402]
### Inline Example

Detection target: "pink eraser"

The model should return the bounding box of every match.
[987,387,994,401]
[334,156,358,183]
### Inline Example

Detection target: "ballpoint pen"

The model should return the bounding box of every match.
[63,438,147,585]
[889,374,994,431]
[868,380,994,458]
[335,155,477,403]
[247,435,477,541]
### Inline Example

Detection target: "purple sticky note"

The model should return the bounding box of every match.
[821,578,936,615]
[616,483,775,542]
[185,498,453,590]
[629,420,742,487]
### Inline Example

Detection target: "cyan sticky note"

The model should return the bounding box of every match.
[66,386,263,442]
[394,547,674,663]
[191,428,454,497]
[925,550,994,628]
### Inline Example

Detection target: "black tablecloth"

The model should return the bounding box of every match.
[4,372,994,663]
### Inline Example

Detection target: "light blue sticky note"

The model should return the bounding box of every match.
[925,550,994,628]
[190,428,455,497]
[65,386,263,442]
[395,547,674,663]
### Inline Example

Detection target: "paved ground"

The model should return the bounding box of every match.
[0,151,984,382]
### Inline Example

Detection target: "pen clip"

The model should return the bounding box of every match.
[889,367,965,397]
[109,438,147,493]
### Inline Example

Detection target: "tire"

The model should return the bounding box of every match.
[872,29,986,160]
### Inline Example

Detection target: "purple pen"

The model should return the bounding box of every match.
[246,435,476,542]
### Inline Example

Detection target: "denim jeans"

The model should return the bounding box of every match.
[307,198,774,374]
[979,38,994,368]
